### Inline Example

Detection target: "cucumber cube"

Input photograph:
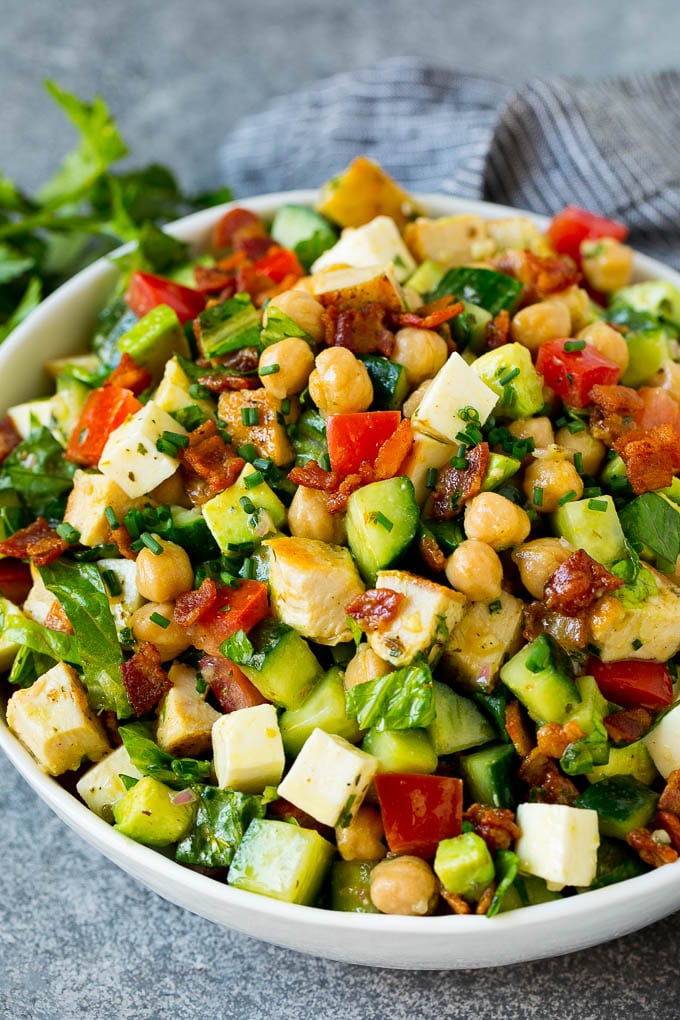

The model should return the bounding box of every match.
[575,775,659,840]
[227,818,334,905]
[237,618,323,709]
[459,743,518,810]
[361,727,438,775]
[279,666,362,757]
[426,682,494,755]
[329,860,380,913]
[500,633,581,726]
[346,476,419,585]
[552,495,626,565]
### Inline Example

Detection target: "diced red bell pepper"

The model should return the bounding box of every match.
[535,339,621,408]
[66,386,141,467]
[547,206,629,263]
[589,658,674,710]
[374,773,463,858]
[199,654,268,712]
[326,411,402,476]
[0,557,32,604]
[253,246,304,284]
[125,271,206,324]
[185,579,269,656]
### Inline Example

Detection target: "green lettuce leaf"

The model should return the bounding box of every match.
[6,645,56,689]
[119,722,212,789]
[0,598,78,662]
[619,492,680,569]
[487,850,520,918]
[345,662,435,731]
[0,425,75,516]
[175,786,268,868]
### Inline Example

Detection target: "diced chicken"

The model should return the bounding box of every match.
[367,569,466,667]
[217,388,296,467]
[63,469,146,547]
[486,216,552,256]
[212,703,285,793]
[156,663,221,758]
[76,744,143,821]
[266,536,365,646]
[6,661,109,775]
[401,431,457,505]
[403,214,490,266]
[98,400,187,499]
[589,568,680,662]
[23,563,61,626]
[442,590,524,692]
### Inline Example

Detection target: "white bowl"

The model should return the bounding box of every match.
[2,191,680,970]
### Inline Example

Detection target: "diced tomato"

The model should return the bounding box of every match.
[125,271,206,324]
[199,654,268,712]
[374,773,463,858]
[547,206,629,264]
[638,386,680,432]
[326,411,402,476]
[589,658,674,710]
[66,386,141,467]
[253,247,304,284]
[0,558,32,604]
[535,339,621,408]
[185,579,269,656]
[212,207,268,253]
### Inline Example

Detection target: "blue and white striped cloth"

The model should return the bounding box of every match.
[219,56,680,268]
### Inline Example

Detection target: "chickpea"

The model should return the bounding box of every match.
[523,454,584,513]
[550,285,592,333]
[511,537,574,599]
[577,321,629,373]
[308,347,373,414]
[463,492,531,550]
[652,360,680,403]
[369,855,439,916]
[344,644,393,691]
[135,536,194,603]
[149,470,191,508]
[508,415,554,451]
[401,379,432,418]
[130,601,192,661]
[336,805,387,862]
[391,327,448,388]
[258,338,315,400]
[555,425,606,476]
[287,485,346,545]
[445,539,503,602]
[510,299,571,352]
[264,288,325,342]
[580,237,634,293]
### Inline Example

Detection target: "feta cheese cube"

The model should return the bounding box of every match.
[515,802,600,890]
[98,400,187,498]
[156,663,221,758]
[212,703,285,793]
[367,569,466,667]
[63,469,145,547]
[311,215,416,282]
[76,744,143,821]
[6,662,110,776]
[277,728,378,827]
[412,352,498,444]
[643,702,680,779]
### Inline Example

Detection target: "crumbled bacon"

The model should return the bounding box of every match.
[504,700,535,758]
[484,308,510,350]
[627,827,678,868]
[389,297,464,331]
[193,265,241,295]
[101,710,122,748]
[121,641,172,716]
[536,720,586,759]
[179,419,245,502]
[173,578,218,626]
[522,601,589,651]
[419,533,447,573]
[491,249,581,302]
[373,418,414,479]
[519,748,580,804]
[323,303,395,356]
[439,887,471,914]
[44,600,73,634]
[475,883,497,915]
[345,588,406,632]
[267,796,334,841]
[105,352,152,396]
[654,811,680,853]
[464,803,521,853]
[657,769,680,816]
[212,207,268,253]
[288,461,340,492]
[589,384,644,444]
[614,424,680,494]
[200,347,260,375]
[429,442,489,520]
[199,654,268,712]
[0,416,21,463]
[197,372,260,393]
[603,707,654,745]
[543,549,624,617]
[110,525,137,560]
[0,517,68,567]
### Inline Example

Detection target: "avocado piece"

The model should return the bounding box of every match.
[117,304,190,382]
[112,776,195,847]
[227,818,334,904]
[553,494,627,565]
[201,463,287,553]
[481,452,521,492]
[611,280,680,327]
[501,633,581,726]
[361,727,438,775]
[279,666,361,757]
[471,343,544,420]
[434,832,495,901]
[426,681,494,755]
[575,775,659,840]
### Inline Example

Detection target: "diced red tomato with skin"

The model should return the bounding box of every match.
[66,386,141,467]
[535,339,621,408]
[374,773,464,858]
[547,206,629,264]
[185,579,269,656]
[124,271,206,324]
[589,657,674,710]
[326,411,402,476]
[253,247,304,284]
[199,654,268,712]
[0,558,32,604]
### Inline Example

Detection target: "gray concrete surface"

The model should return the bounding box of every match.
[2,2,680,1017]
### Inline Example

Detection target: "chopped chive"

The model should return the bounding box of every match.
[567,419,586,434]
[460,406,481,423]
[241,557,255,580]
[573,452,584,474]
[252,457,272,472]
[632,638,643,650]
[451,457,468,470]
[244,470,264,489]
[104,506,120,529]
[564,340,586,352]
[237,443,258,462]
[140,532,163,555]
[466,425,484,445]
[566,372,574,384]
[281,398,291,415]
[259,363,280,376]
[150,612,170,629]
[555,416,568,429]
[239,495,257,515]
[102,569,122,597]
[373,511,394,532]
[155,437,180,455]
[533,485,544,508]
[162,430,189,449]
[588,498,608,512]
[241,406,259,426]
[488,599,502,614]
[557,489,578,506]
[188,382,211,400]
[426,467,438,490]
[56,522,81,543]
[499,367,520,386]
[455,431,471,446]
[583,486,603,498]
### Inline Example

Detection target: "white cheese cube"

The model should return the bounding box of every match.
[6,661,110,776]
[311,264,405,312]
[156,663,222,758]
[63,469,145,547]
[278,728,378,828]
[367,569,466,667]
[154,355,214,416]
[212,703,285,794]
[76,744,142,820]
[402,431,457,505]
[643,702,680,779]
[96,557,144,638]
[311,215,417,282]
[412,352,498,444]
[515,802,600,891]
[7,395,61,439]
[98,400,187,498]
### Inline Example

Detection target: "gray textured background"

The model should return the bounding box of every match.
[3,1,680,1017]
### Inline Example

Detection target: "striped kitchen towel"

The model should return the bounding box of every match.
[218,56,680,268]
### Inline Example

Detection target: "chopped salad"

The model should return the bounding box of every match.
[3,156,680,918]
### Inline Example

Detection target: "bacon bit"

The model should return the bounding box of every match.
[0,416,21,463]
[326,466,374,514]
[627,827,678,868]
[429,442,489,520]
[654,811,680,853]
[536,720,586,759]
[0,517,68,567]
[603,707,654,745]
[476,883,497,915]
[288,461,340,492]
[267,796,335,842]
[110,525,137,561]
[374,418,414,479]
[198,372,260,393]
[464,803,521,853]
[197,346,260,376]
[485,309,510,350]
[504,700,535,758]
[199,654,268,712]
[589,384,644,444]
[105,352,152,396]
[543,549,624,617]
[658,769,680,816]
[212,207,268,253]
[345,588,406,632]
[193,265,239,295]
[614,423,680,494]
[491,249,581,302]
[323,303,395,357]
[44,600,73,634]
[179,419,245,502]
[101,710,122,748]
[173,578,218,627]
[522,601,589,651]
[419,533,446,573]
[519,748,580,805]
[390,298,465,331]
[121,641,172,716]
[439,887,471,914]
